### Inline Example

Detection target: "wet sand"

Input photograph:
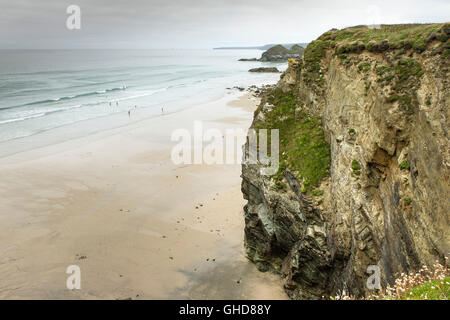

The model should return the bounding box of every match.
[0,91,287,299]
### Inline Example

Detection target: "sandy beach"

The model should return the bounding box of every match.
[0,91,287,299]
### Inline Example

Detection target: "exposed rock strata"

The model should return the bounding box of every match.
[241,23,450,299]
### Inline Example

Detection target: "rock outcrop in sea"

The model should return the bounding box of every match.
[241,23,450,299]
[248,67,280,73]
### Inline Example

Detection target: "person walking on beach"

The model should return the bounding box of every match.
[116,101,119,106]
[128,110,131,118]
[161,107,164,114]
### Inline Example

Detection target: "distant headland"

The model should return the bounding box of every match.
[238,44,306,62]
[213,43,309,50]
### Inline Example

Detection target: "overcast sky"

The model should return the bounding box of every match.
[0,0,449,49]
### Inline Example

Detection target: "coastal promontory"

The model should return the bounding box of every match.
[241,23,450,299]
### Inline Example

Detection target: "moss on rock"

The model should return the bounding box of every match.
[253,89,331,192]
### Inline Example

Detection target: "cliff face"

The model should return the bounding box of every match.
[241,23,450,299]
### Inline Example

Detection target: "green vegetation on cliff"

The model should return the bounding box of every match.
[402,276,450,300]
[301,40,330,90]
[319,23,449,53]
[243,22,449,301]
[399,160,410,170]
[377,57,424,113]
[297,23,449,116]
[300,23,448,79]
[351,159,361,176]
[260,24,448,191]
[254,89,331,192]
[331,261,449,300]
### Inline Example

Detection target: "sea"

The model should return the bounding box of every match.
[0,49,285,146]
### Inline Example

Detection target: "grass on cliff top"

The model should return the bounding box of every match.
[318,23,448,51]
[402,277,450,300]
[254,89,331,192]
[296,23,449,94]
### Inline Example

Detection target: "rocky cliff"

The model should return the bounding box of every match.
[241,23,450,299]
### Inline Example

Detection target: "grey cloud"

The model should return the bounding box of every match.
[0,0,448,49]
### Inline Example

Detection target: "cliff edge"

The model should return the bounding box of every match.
[241,23,450,299]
